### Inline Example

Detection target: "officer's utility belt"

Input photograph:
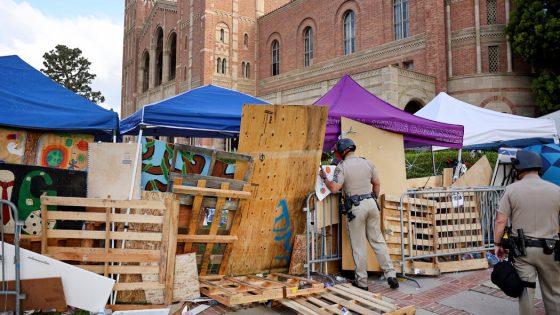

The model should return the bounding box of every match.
[511,236,560,261]
[343,193,374,211]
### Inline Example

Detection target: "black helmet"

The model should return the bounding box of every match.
[335,138,356,159]
[512,150,542,172]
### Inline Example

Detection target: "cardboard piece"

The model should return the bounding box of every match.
[315,165,336,201]
[0,277,66,311]
[452,156,492,187]
[406,175,442,189]
[88,143,141,199]
[1,242,115,312]
[340,117,408,272]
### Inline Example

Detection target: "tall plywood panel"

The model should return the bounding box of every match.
[227,105,328,275]
[340,117,408,272]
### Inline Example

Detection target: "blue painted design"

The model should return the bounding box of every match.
[273,199,293,261]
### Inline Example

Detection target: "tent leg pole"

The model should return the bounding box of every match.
[111,128,144,304]
[431,147,437,176]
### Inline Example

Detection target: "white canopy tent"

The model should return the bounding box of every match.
[416,92,559,150]
[540,109,560,135]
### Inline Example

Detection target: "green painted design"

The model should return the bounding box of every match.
[77,154,86,162]
[65,138,73,147]
[18,170,56,221]
[46,149,64,167]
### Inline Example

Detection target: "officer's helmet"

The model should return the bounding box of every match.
[511,150,542,172]
[335,138,356,159]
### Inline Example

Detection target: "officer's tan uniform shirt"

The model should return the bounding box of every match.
[332,156,379,196]
[498,173,560,239]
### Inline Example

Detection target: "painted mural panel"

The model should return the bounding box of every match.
[141,138,235,192]
[0,163,87,235]
[35,133,93,170]
[0,128,26,164]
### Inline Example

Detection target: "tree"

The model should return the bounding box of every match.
[41,44,105,104]
[506,0,560,114]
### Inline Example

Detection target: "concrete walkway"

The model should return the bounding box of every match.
[198,268,547,315]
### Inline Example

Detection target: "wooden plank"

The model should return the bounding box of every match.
[177,235,238,243]
[452,156,493,187]
[80,265,160,274]
[321,292,379,315]
[41,195,166,209]
[200,182,229,275]
[164,198,180,304]
[47,211,164,224]
[331,285,395,312]
[173,184,251,199]
[114,282,165,291]
[438,258,488,273]
[0,277,67,312]
[41,196,48,254]
[338,283,397,310]
[46,230,162,242]
[106,304,167,311]
[183,179,206,252]
[227,105,328,275]
[171,173,247,191]
[45,247,160,263]
[173,253,200,302]
[443,168,453,187]
[288,234,307,275]
[385,306,417,315]
[407,175,442,189]
[307,296,345,314]
[279,299,320,315]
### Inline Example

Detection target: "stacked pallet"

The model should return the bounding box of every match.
[382,192,488,275]
[280,283,416,315]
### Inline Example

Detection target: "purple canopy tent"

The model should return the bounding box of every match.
[313,75,464,149]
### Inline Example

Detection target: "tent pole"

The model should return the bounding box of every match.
[431,147,437,176]
[111,128,144,304]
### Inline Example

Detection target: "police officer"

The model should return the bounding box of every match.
[494,149,560,315]
[321,138,398,290]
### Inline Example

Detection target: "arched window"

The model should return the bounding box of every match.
[271,40,280,76]
[220,28,225,42]
[142,51,150,92]
[168,32,177,80]
[343,11,355,55]
[242,62,246,78]
[155,28,164,86]
[244,33,249,48]
[394,0,409,40]
[217,58,222,73]
[304,26,314,67]
[245,63,250,79]
[222,59,227,74]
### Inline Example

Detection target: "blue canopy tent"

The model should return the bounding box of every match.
[0,55,119,136]
[120,84,269,137]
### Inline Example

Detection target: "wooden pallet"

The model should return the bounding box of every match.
[172,177,252,276]
[199,273,325,307]
[40,194,180,305]
[280,283,416,315]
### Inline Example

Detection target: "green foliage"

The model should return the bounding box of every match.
[41,44,105,104]
[506,0,560,114]
[405,150,498,179]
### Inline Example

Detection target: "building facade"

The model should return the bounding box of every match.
[121,0,535,121]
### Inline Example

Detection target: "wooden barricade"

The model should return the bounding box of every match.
[172,177,252,276]
[40,194,180,305]
[280,283,416,315]
[199,273,325,307]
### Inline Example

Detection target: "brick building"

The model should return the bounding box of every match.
[121,0,535,122]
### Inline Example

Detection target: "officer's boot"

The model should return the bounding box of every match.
[388,277,399,289]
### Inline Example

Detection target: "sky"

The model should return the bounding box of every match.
[0,0,125,114]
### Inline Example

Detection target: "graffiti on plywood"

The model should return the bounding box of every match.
[273,199,293,262]
[141,138,235,191]
[0,163,87,235]
[35,133,93,170]
[0,128,27,164]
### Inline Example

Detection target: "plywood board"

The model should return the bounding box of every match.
[173,253,200,301]
[442,168,453,187]
[227,105,328,275]
[407,175,442,189]
[452,156,492,187]
[0,277,66,311]
[340,117,407,272]
[87,142,141,200]
[2,242,115,312]
[288,234,307,275]
[0,127,26,164]
[35,133,93,170]
[315,193,340,229]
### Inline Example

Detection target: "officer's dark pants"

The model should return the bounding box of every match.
[514,247,560,315]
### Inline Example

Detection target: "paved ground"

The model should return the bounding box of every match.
[197,268,546,315]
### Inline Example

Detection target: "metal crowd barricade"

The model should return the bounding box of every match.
[1,199,24,314]
[304,192,341,279]
[398,187,505,285]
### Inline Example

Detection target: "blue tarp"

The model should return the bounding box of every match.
[0,55,119,134]
[120,84,269,137]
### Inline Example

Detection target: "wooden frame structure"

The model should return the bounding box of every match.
[40,194,180,305]
[172,177,252,275]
